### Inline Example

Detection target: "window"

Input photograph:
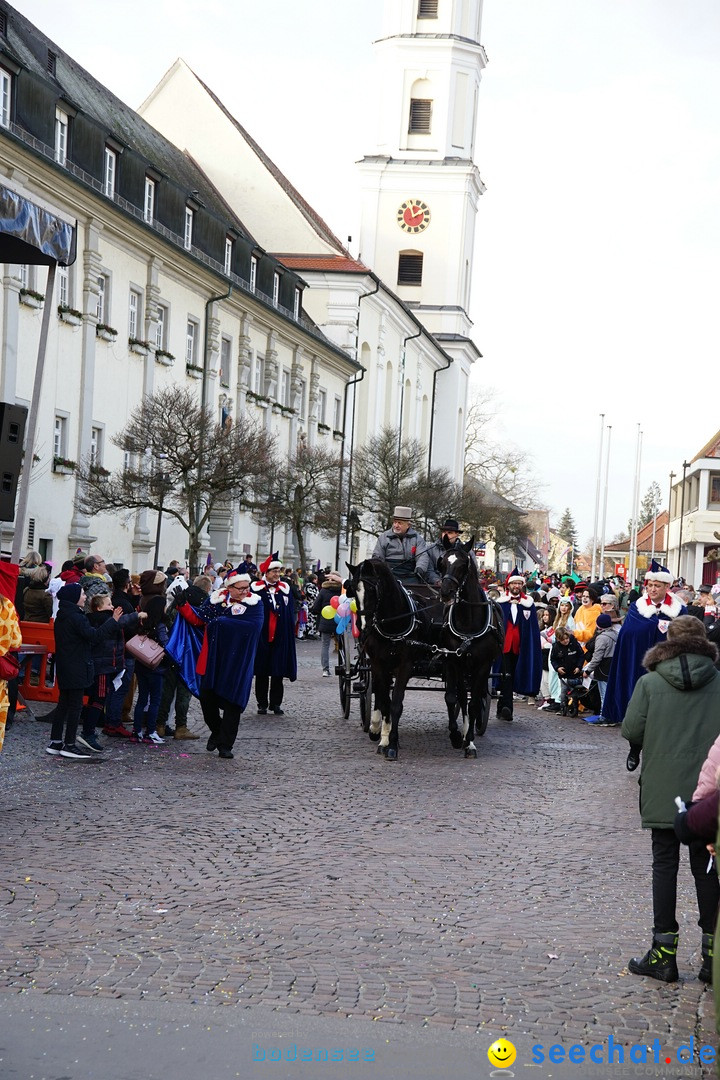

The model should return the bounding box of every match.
[103,146,116,198]
[398,252,424,286]
[155,304,166,350]
[128,289,141,338]
[333,396,342,432]
[47,50,57,77]
[144,176,155,223]
[184,207,193,251]
[96,274,107,322]
[272,271,281,307]
[123,450,131,473]
[250,255,258,292]
[293,287,302,320]
[220,336,231,387]
[224,237,233,275]
[53,415,67,458]
[318,388,327,425]
[417,0,438,15]
[18,264,28,290]
[0,66,11,128]
[57,264,69,307]
[409,98,432,134]
[90,426,103,465]
[281,369,291,407]
[710,476,720,505]
[55,108,68,165]
[253,354,265,394]
[186,319,197,364]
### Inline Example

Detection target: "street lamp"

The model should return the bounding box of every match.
[152,453,170,569]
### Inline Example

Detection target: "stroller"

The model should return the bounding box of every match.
[564,679,602,718]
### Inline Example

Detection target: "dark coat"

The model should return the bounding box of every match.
[87,609,140,675]
[53,599,121,689]
[111,589,140,643]
[136,594,169,669]
[550,637,584,676]
[252,580,297,680]
[312,581,342,634]
[23,581,52,623]
[621,633,720,828]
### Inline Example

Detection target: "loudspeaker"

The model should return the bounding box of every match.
[0,402,28,522]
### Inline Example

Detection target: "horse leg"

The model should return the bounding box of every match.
[385,654,412,761]
[464,664,479,758]
[370,667,388,744]
[445,660,464,749]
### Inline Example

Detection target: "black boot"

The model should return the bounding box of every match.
[628,932,679,983]
[699,932,713,984]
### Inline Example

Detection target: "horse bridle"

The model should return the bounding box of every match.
[351,572,418,641]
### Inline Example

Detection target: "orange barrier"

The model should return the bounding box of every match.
[18,620,58,702]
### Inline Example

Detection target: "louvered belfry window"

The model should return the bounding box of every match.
[418,0,439,17]
[398,253,424,287]
[409,98,432,133]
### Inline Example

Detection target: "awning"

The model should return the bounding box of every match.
[0,184,76,266]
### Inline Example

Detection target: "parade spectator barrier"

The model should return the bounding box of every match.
[18,620,56,702]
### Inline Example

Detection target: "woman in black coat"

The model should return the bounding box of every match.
[46,583,122,760]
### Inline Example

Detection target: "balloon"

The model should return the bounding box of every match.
[335,614,351,635]
[337,600,350,617]
[349,598,357,613]
[321,605,336,620]
[330,595,340,609]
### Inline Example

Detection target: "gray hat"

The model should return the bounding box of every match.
[392,506,412,521]
[698,584,712,594]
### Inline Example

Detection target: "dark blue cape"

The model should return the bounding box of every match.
[492,598,543,696]
[166,613,203,696]
[603,599,687,724]
[254,586,297,681]
[203,601,264,708]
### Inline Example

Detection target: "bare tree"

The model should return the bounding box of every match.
[464,389,544,508]
[254,444,344,572]
[352,427,426,533]
[76,387,276,572]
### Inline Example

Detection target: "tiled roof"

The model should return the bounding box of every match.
[604,510,668,553]
[273,254,370,273]
[692,429,720,463]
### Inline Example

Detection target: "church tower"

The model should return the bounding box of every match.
[358,0,486,474]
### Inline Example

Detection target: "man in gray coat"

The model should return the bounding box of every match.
[372,506,427,582]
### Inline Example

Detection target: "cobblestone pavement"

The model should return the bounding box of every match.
[0,639,716,1075]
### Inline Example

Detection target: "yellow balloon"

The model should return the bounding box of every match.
[349,598,357,613]
[321,605,336,620]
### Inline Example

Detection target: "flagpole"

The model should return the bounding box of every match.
[590,414,605,581]
[599,424,612,578]
[628,425,643,586]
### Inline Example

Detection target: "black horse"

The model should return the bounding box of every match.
[438,538,504,757]
[345,559,437,760]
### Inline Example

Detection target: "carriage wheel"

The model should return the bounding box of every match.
[359,667,373,732]
[337,637,352,719]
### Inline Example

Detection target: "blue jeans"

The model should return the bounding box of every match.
[320,632,333,673]
[105,657,135,726]
[133,665,164,735]
[598,679,607,711]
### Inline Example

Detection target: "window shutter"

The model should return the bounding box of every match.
[409,98,432,133]
[398,253,424,286]
[418,0,439,17]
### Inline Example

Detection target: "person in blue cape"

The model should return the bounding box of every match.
[175,569,263,759]
[493,568,542,721]
[602,562,687,730]
[252,552,297,716]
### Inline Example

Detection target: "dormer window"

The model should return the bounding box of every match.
[250,255,258,292]
[184,206,193,251]
[55,108,68,165]
[47,50,57,77]
[224,236,233,275]
[103,146,116,198]
[272,271,281,307]
[0,65,12,128]
[144,176,155,223]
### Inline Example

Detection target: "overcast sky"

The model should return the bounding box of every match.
[17,0,720,547]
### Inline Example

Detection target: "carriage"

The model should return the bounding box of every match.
[336,545,504,760]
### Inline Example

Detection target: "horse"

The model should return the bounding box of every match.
[437,538,504,757]
[345,558,437,760]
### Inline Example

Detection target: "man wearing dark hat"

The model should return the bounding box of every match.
[493,569,542,721]
[251,553,297,715]
[372,506,428,582]
[417,517,477,586]
[602,562,686,728]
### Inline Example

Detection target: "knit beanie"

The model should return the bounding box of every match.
[596,613,612,629]
[139,569,167,596]
[57,583,82,604]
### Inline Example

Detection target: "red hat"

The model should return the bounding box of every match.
[259,551,282,575]
[506,566,524,585]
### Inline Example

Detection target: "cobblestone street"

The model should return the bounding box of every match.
[0,639,716,1078]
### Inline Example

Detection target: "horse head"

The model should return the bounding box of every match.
[438,538,475,603]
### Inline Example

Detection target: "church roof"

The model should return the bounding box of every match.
[273,254,370,273]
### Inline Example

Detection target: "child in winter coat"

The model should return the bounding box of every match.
[550,628,584,713]
[583,612,620,724]
[78,593,142,753]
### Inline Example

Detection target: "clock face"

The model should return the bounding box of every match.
[397,199,431,233]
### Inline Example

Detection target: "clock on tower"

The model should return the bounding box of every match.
[397,199,431,233]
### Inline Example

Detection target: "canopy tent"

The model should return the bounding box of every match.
[0,182,77,563]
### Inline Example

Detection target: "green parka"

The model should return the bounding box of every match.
[621,632,720,829]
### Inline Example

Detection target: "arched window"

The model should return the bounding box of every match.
[409,78,433,134]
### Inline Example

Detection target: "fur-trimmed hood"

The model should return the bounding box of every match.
[643,635,719,692]
[644,635,718,670]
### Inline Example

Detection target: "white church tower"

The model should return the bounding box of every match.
[358,0,487,478]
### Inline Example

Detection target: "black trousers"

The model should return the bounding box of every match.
[198,687,242,752]
[497,652,518,714]
[51,687,85,745]
[651,827,720,935]
[255,674,284,710]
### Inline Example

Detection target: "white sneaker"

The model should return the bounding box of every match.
[322,670,330,677]
[147,731,165,744]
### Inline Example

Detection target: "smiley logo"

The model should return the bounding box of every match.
[487,1039,517,1068]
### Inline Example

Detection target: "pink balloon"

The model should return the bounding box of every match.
[329,595,340,609]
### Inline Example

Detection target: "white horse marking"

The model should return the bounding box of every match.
[379,717,391,747]
[370,707,382,735]
[462,715,469,738]
[447,553,457,565]
[356,582,366,630]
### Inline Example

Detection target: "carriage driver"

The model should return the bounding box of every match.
[372,506,428,582]
[417,517,479,587]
